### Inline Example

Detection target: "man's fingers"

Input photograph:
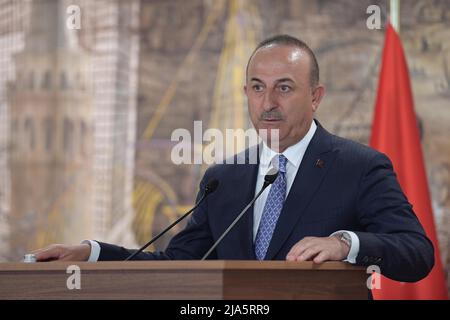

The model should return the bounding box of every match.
[297,246,321,261]
[287,236,348,263]
[286,244,299,260]
[286,238,315,260]
[287,244,308,261]
[313,250,330,264]
[33,245,62,262]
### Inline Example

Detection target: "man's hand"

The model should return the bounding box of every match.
[286,236,350,263]
[32,244,91,262]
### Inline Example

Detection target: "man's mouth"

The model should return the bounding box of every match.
[261,118,282,122]
[260,111,283,122]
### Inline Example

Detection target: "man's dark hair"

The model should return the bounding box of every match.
[246,34,320,88]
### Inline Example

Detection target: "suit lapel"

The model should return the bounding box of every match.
[264,123,338,260]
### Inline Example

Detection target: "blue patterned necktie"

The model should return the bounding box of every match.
[255,154,287,260]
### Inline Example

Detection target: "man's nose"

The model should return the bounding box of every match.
[262,90,278,111]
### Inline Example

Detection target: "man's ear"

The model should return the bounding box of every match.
[243,84,248,95]
[311,85,325,112]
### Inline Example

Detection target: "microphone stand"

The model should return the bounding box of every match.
[125,179,218,261]
[201,175,276,260]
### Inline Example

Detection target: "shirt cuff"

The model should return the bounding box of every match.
[81,240,101,262]
[330,230,360,264]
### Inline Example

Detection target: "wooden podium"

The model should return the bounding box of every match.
[0,261,367,299]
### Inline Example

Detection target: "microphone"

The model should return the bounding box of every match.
[201,168,279,260]
[125,179,219,261]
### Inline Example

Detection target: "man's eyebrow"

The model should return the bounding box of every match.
[249,77,295,83]
[249,77,264,83]
[275,78,295,84]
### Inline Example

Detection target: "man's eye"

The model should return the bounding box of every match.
[253,85,264,92]
[279,85,291,92]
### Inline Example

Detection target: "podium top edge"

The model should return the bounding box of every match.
[0,260,365,272]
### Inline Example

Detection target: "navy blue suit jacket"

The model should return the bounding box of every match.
[98,121,434,282]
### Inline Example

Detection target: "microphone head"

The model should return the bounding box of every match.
[204,179,219,195]
[264,168,279,185]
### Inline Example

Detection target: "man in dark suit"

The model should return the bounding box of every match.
[34,35,434,283]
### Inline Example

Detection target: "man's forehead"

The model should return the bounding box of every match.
[247,45,308,80]
[251,45,305,64]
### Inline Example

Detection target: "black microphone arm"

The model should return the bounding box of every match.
[201,169,279,260]
[125,179,219,261]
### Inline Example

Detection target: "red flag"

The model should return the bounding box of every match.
[370,22,448,299]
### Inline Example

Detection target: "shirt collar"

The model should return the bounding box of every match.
[259,120,317,172]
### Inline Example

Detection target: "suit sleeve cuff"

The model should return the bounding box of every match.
[330,230,360,264]
[81,240,101,262]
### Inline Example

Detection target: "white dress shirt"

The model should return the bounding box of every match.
[253,121,317,241]
[86,120,359,263]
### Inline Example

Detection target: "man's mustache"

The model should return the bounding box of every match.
[260,110,284,121]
